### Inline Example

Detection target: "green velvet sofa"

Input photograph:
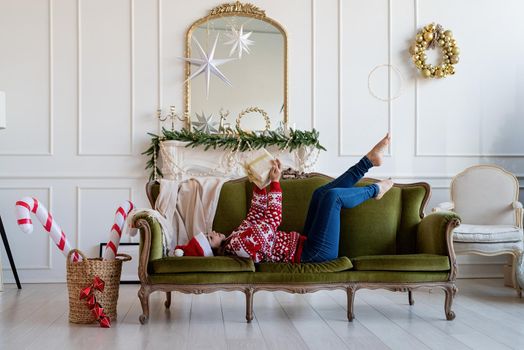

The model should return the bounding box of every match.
[133,174,460,324]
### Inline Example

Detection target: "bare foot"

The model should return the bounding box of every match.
[375,179,394,200]
[366,133,391,166]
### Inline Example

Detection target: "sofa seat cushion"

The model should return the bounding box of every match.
[352,254,450,272]
[453,224,523,243]
[256,257,352,273]
[150,256,255,274]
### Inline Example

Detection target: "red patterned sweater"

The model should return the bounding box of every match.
[224,181,306,263]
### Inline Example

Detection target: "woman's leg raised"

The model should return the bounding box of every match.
[302,133,390,236]
[302,157,372,236]
[301,185,379,262]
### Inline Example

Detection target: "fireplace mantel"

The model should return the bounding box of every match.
[159,140,318,181]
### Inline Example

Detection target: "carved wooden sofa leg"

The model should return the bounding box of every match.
[245,287,254,323]
[165,291,172,309]
[346,286,356,321]
[138,285,151,324]
[444,284,457,320]
[408,290,415,306]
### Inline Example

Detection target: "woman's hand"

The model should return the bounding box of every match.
[269,159,282,182]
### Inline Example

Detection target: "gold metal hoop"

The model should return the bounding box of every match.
[368,64,404,102]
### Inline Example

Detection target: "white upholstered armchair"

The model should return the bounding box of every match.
[433,165,523,296]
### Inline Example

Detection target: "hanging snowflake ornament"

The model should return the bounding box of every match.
[192,111,219,134]
[224,25,254,59]
[179,34,235,98]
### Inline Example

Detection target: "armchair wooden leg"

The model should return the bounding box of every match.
[346,286,356,322]
[408,290,415,305]
[138,285,151,324]
[514,253,523,298]
[444,284,457,321]
[165,291,172,309]
[245,287,254,323]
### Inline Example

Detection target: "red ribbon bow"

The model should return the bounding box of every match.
[92,276,105,292]
[91,303,105,319]
[79,286,92,300]
[78,276,111,328]
[86,294,96,310]
[99,316,111,328]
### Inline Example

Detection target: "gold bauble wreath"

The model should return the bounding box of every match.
[410,23,460,79]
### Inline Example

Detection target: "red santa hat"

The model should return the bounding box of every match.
[173,232,213,257]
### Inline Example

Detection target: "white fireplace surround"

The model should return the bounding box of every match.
[159,140,319,181]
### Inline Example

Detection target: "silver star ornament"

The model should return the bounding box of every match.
[192,111,219,134]
[179,34,235,98]
[224,25,254,59]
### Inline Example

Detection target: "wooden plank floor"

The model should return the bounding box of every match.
[1,279,523,350]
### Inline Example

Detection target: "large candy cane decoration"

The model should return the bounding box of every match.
[102,200,134,260]
[15,197,81,262]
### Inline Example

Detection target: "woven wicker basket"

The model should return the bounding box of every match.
[66,249,131,324]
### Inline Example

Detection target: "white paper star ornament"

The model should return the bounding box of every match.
[179,34,235,98]
[192,111,219,134]
[224,25,254,59]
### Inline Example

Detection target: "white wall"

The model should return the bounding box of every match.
[0,0,523,282]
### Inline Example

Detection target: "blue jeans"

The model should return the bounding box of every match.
[300,157,379,262]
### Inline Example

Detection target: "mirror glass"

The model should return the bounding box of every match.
[186,14,286,132]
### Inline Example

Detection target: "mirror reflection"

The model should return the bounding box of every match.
[187,15,286,132]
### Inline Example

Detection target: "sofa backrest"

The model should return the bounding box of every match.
[147,175,430,258]
[338,180,429,257]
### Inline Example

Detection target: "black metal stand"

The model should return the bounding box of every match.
[0,215,22,289]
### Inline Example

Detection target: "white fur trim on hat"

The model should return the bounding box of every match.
[194,232,214,257]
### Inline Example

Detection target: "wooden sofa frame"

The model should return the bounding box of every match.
[135,175,460,324]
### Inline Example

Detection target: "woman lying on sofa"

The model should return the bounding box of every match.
[174,134,394,263]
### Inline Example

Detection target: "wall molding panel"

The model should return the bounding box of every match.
[76,186,134,252]
[0,0,53,156]
[77,0,135,156]
[338,0,393,157]
[0,187,53,270]
[413,0,524,158]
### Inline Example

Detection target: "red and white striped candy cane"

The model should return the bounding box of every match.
[102,200,134,260]
[15,197,81,262]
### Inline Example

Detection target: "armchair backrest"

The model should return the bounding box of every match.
[451,165,519,225]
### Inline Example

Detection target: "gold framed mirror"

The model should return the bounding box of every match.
[183,1,288,132]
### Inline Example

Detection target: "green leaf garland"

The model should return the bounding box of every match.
[143,127,326,180]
